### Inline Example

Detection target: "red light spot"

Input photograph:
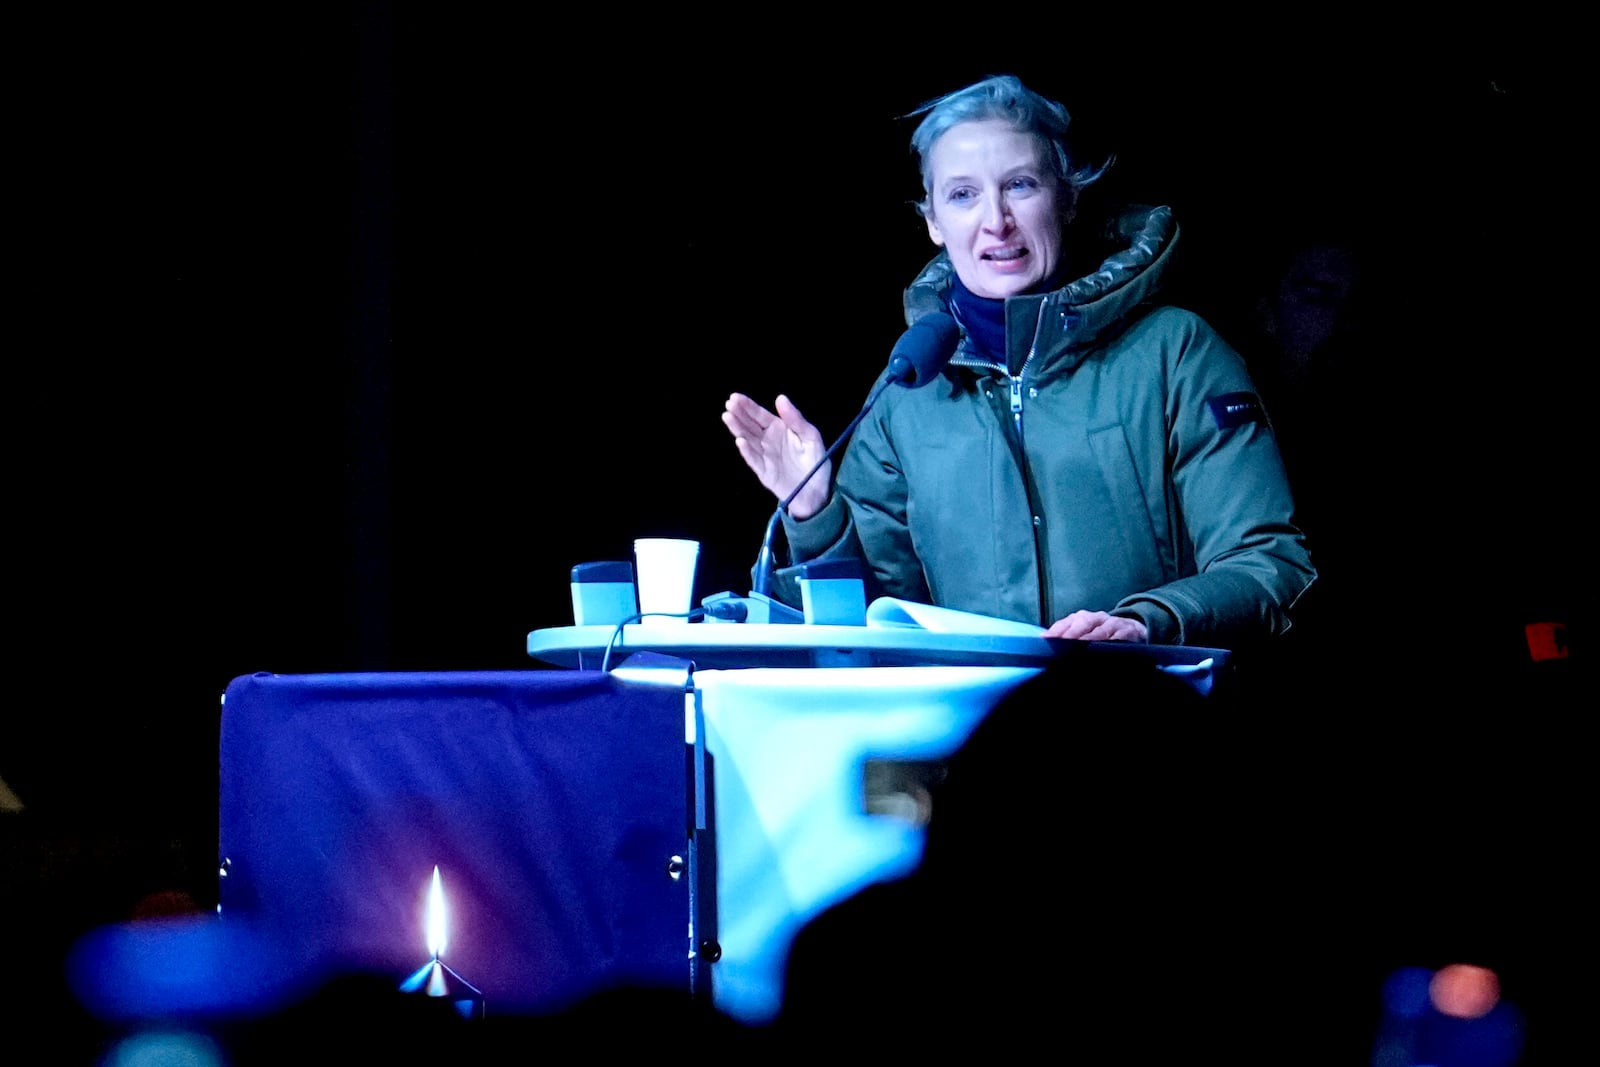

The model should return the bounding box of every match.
[1429,963,1500,1019]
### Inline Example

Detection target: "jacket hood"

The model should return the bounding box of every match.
[903,203,1179,377]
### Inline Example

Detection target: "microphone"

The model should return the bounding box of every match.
[751,313,959,597]
[883,312,963,388]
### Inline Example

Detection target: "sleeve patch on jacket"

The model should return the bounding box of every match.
[1208,391,1265,430]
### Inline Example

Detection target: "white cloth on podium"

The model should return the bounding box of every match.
[695,665,1039,1025]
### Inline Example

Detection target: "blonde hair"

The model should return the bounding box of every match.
[907,74,1110,219]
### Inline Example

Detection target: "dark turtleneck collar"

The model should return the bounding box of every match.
[949,262,1069,370]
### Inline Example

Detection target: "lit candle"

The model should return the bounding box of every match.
[399,866,485,1019]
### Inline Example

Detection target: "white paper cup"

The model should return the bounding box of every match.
[633,538,700,623]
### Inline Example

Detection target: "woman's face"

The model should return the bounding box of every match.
[924,119,1067,299]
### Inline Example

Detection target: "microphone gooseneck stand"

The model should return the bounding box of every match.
[751,313,960,598]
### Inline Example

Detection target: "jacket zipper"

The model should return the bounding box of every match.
[950,298,1054,624]
[1018,300,1049,624]
[1013,299,1049,436]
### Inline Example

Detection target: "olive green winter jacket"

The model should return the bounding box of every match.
[781,204,1317,648]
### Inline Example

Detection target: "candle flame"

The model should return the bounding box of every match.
[426,865,447,959]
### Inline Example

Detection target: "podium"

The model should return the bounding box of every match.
[526,622,1229,1025]
[213,628,1228,1027]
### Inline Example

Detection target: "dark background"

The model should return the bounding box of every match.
[3,7,1583,1057]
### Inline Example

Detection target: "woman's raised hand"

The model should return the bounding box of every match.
[721,393,831,520]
